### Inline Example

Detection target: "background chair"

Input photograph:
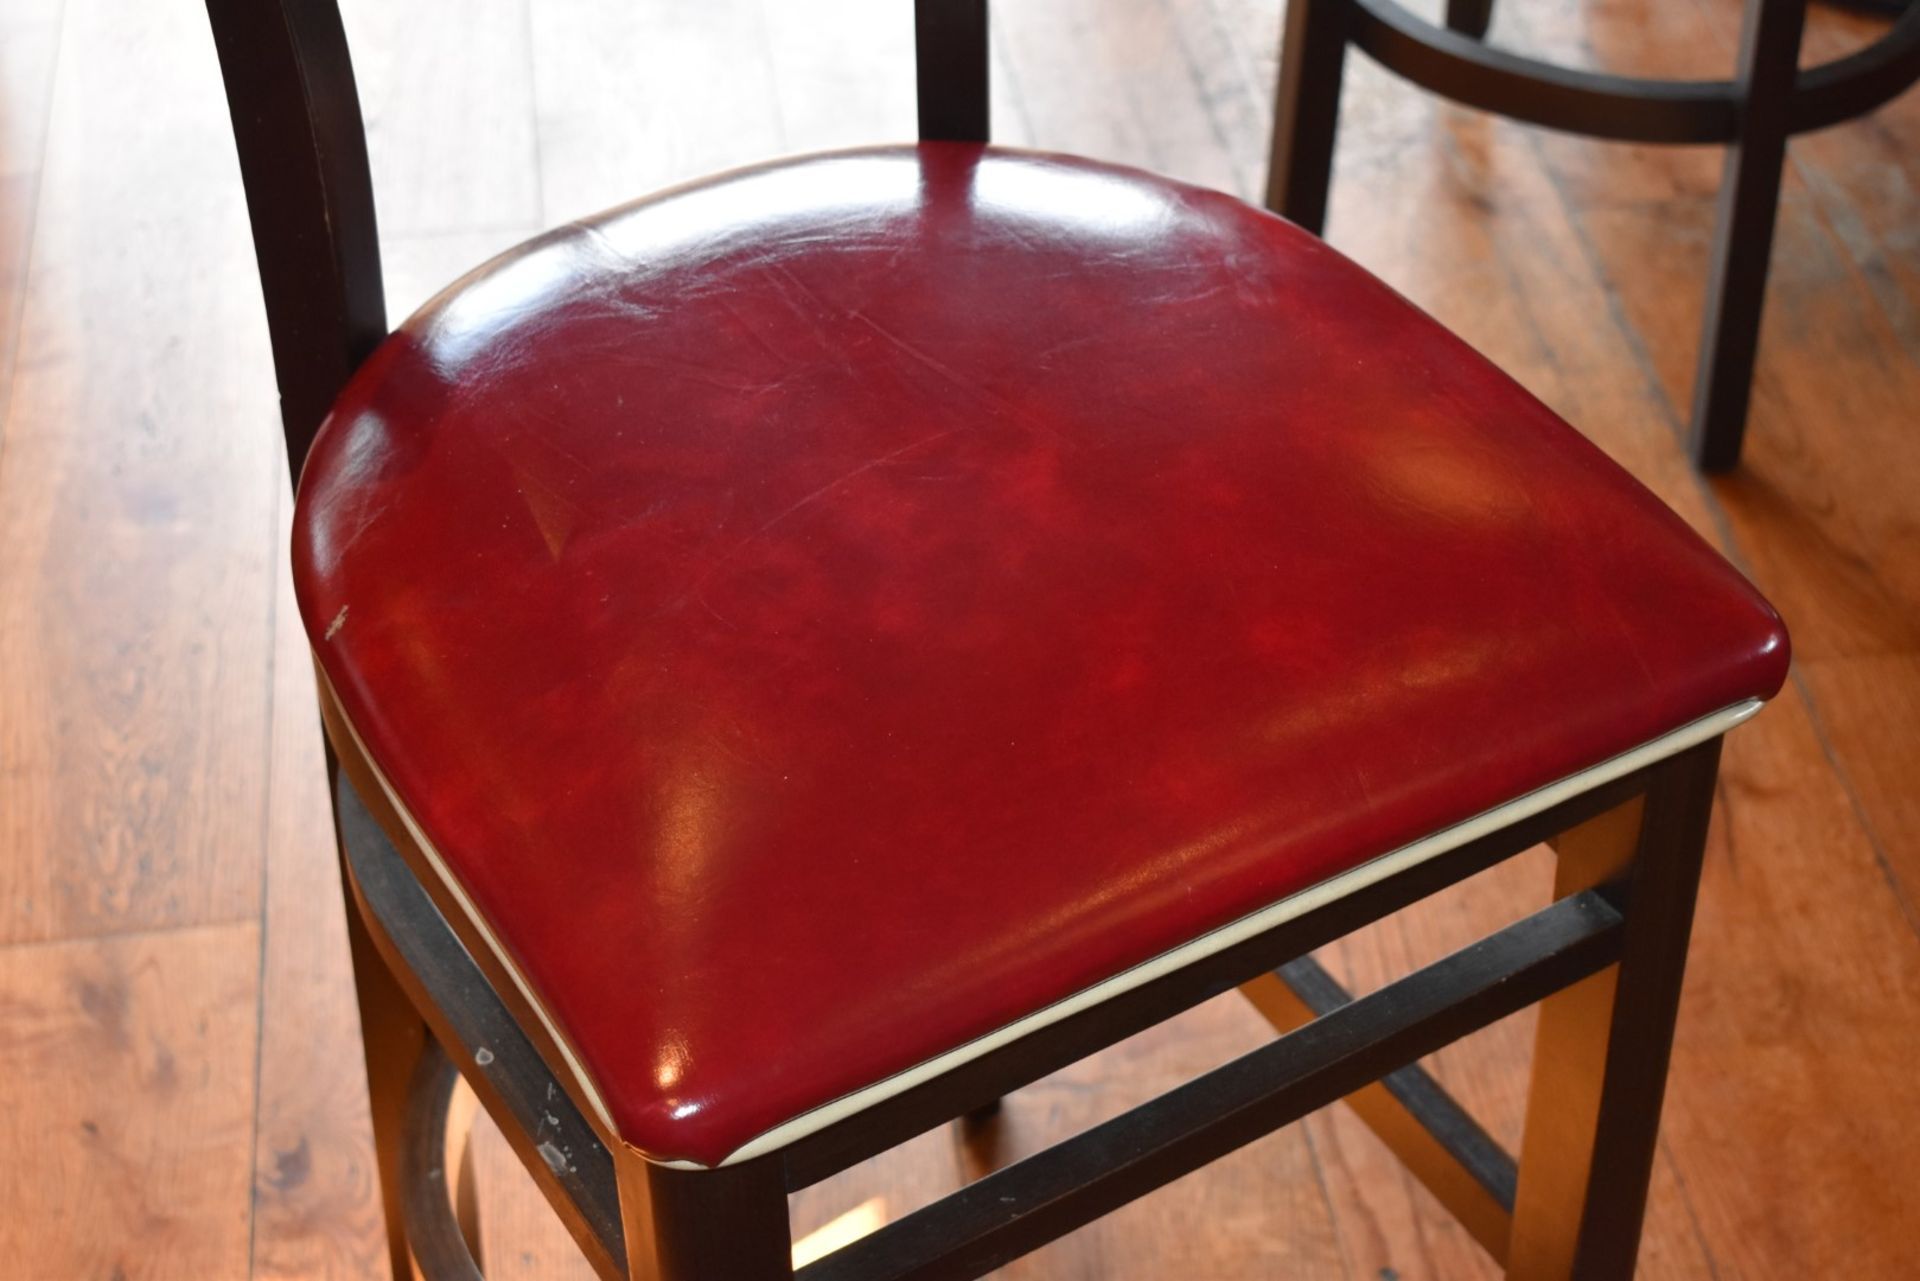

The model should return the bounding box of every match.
[1266,0,1920,472]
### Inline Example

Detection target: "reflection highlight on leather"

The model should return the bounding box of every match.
[295,143,1789,1165]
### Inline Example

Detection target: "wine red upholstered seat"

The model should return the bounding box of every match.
[294,144,1789,1169]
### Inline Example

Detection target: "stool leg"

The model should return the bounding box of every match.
[621,1151,793,1280]
[1445,0,1495,38]
[1508,741,1721,1279]
[1267,0,1351,234]
[343,883,433,1281]
[964,1096,1004,1125]
[1687,0,1808,473]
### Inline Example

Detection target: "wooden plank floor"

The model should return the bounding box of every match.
[0,0,1915,1276]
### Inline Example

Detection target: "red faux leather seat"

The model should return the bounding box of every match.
[295,143,1788,1169]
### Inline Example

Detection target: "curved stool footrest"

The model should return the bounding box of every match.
[1348,0,1920,143]
[403,1041,487,1281]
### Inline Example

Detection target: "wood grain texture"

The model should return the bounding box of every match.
[335,0,541,238]
[1795,651,1920,923]
[0,0,276,949]
[763,0,919,152]
[1652,699,1920,1279]
[996,0,1245,193]
[529,0,786,223]
[0,925,261,1279]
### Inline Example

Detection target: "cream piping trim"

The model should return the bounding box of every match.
[329,675,1758,1169]
[706,698,1762,1168]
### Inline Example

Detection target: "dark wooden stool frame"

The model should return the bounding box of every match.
[210,1,1738,1276]
[1268,0,1920,473]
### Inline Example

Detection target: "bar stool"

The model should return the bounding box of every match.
[208,1,1789,1277]
[1268,0,1920,472]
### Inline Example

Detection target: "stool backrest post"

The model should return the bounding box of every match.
[916,0,991,142]
[205,0,386,483]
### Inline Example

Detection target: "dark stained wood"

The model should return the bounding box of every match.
[1688,0,1811,470]
[1510,742,1723,1279]
[1496,0,1920,893]
[246,2,548,1273]
[1446,0,1494,38]
[626,1153,792,1281]
[205,0,385,474]
[195,0,426,1222]
[1266,0,1349,228]
[952,992,1348,1279]
[1342,0,1745,145]
[802,893,1624,1281]
[1556,744,1718,1274]
[915,0,990,141]
[1240,958,1518,1263]
[1507,800,1649,1277]
[1539,0,1920,908]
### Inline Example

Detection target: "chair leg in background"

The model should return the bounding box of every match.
[1446,0,1496,37]
[1688,0,1809,472]
[1267,0,1352,233]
